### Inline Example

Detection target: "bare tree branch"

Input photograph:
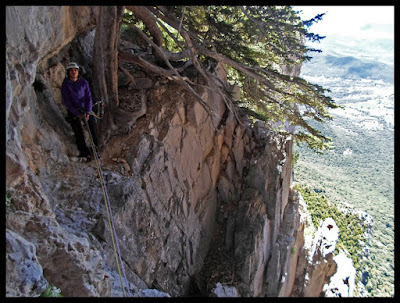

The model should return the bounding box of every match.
[116,6,338,150]
[118,64,136,85]
[131,25,222,118]
[126,6,164,47]
[148,6,242,123]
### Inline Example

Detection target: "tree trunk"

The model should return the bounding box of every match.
[92,6,124,145]
[126,6,163,47]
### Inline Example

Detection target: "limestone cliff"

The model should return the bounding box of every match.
[6,6,345,297]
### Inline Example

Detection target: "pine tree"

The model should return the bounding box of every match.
[97,6,340,151]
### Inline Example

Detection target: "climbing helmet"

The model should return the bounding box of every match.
[66,62,80,70]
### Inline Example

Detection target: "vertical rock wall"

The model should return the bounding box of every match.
[6,6,341,297]
[6,6,105,297]
[6,6,97,187]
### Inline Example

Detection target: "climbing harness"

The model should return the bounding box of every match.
[84,115,131,297]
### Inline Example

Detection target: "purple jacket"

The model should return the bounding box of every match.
[61,77,93,117]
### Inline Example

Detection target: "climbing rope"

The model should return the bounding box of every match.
[89,111,103,120]
[90,100,104,120]
[84,118,131,297]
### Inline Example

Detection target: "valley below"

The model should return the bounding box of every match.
[294,49,394,296]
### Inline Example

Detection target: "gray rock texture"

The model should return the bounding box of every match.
[211,283,240,297]
[6,5,342,297]
[6,229,48,297]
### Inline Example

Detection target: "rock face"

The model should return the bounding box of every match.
[291,216,356,297]
[301,218,339,297]
[211,283,240,297]
[324,250,356,297]
[6,6,341,297]
[6,229,48,297]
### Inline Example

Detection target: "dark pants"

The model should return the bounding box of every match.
[67,111,99,157]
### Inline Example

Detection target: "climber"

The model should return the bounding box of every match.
[61,62,100,162]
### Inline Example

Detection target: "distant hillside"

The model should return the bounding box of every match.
[302,53,394,84]
[295,49,394,296]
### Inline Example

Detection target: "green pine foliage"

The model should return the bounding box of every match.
[40,284,63,297]
[121,6,340,152]
[6,190,12,207]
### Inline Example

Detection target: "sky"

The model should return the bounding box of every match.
[293,6,394,40]
[293,6,395,65]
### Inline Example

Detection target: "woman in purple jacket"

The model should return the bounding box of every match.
[61,62,99,161]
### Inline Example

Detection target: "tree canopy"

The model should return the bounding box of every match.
[102,6,339,151]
